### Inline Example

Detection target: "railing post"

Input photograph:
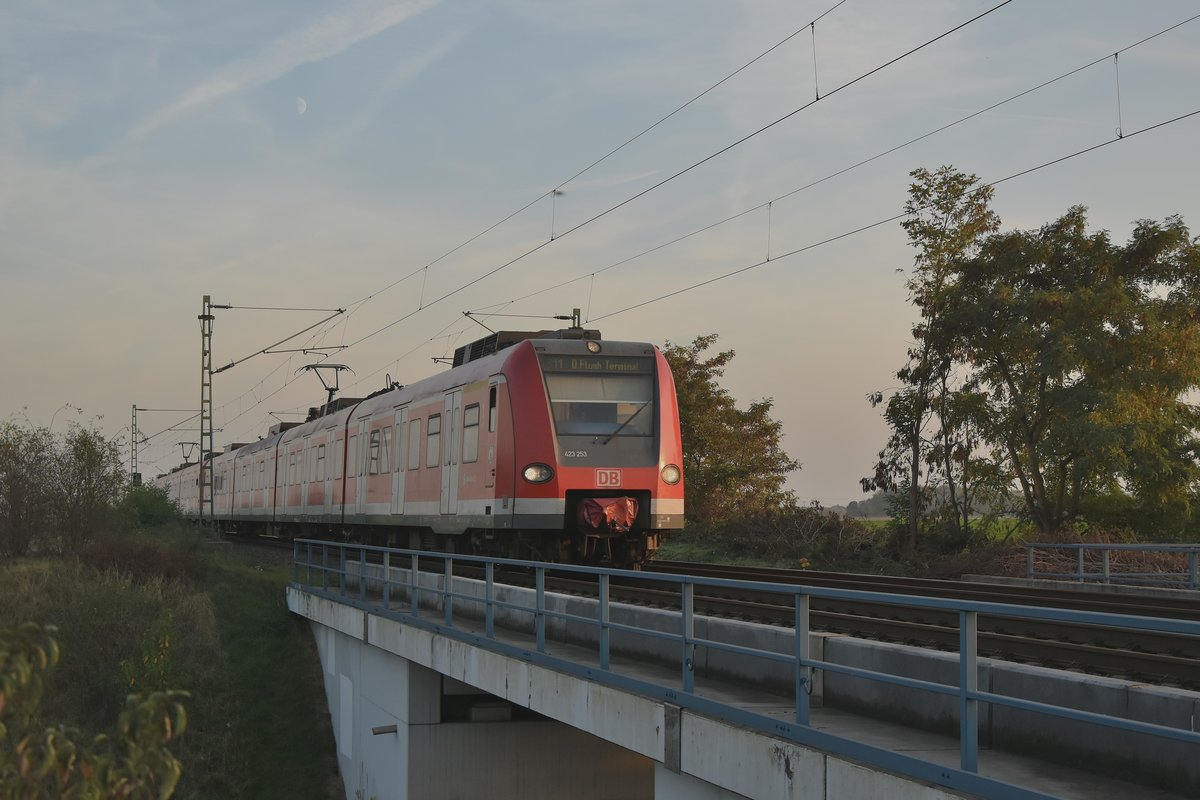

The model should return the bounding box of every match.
[359,546,366,601]
[305,542,312,587]
[292,540,299,583]
[485,562,495,638]
[535,567,546,653]
[411,554,420,616]
[383,550,391,609]
[960,610,979,773]
[1102,549,1111,585]
[1026,545,1034,578]
[339,548,346,596]
[599,573,611,671]
[1076,545,1085,582]
[1190,551,1198,591]
[681,581,695,694]
[795,593,811,725]
[444,557,454,626]
[322,545,328,591]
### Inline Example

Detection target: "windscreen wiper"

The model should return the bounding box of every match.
[594,400,651,445]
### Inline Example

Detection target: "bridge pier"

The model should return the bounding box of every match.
[312,619,656,799]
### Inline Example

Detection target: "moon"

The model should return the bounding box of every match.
[296,97,307,115]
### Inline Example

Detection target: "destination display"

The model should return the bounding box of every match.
[539,355,652,374]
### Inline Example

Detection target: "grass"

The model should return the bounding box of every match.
[0,526,339,799]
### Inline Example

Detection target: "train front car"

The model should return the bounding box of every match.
[504,335,684,567]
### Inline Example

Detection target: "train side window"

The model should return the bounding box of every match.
[463,404,480,463]
[489,386,497,432]
[317,444,326,481]
[408,419,421,470]
[347,436,358,478]
[381,427,392,473]
[394,425,403,473]
[287,453,295,485]
[426,414,441,468]
[369,430,381,475]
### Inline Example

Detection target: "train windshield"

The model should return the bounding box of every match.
[540,356,654,438]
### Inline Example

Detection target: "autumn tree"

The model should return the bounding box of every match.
[663,334,800,526]
[943,207,1200,535]
[870,165,1200,540]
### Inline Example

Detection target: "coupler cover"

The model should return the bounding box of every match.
[578,496,639,533]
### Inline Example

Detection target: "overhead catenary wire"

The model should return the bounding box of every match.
[331,0,854,322]
[337,1,1014,353]
[467,11,1199,320]
[589,107,1200,323]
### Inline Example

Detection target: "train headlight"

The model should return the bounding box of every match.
[522,463,555,484]
[660,464,681,485]
[586,340,601,353]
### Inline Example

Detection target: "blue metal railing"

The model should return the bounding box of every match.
[291,539,1200,800]
[1026,542,1200,589]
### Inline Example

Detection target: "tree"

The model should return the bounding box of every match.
[869,166,1200,539]
[0,622,189,799]
[943,207,1200,535]
[0,418,126,556]
[663,334,800,526]
[53,423,126,554]
[864,167,999,551]
[0,422,56,557]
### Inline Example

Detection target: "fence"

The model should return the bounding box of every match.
[1026,542,1200,589]
[293,538,1200,800]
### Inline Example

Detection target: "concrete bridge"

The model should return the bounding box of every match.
[285,541,1200,800]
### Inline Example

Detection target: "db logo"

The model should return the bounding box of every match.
[595,469,622,487]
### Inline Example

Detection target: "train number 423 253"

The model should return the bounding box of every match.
[563,450,588,458]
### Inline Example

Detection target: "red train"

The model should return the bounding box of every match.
[155,327,684,566]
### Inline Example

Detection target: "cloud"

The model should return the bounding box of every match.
[129,0,440,139]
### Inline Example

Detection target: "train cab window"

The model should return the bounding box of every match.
[381,427,393,473]
[463,404,480,463]
[426,415,441,468]
[368,430,380,475]
[408,419,422,470]
[317,444,326,481]
[488,386,497,432]
[347,436,358,478]
[542,372,654,438]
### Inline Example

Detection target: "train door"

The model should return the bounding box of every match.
[323,436,334,518]
[440,391,462,514]
[355,419,369,515]
[300,436,311,514]
[392,407,407,515]
[261,454,270,511]
[485,383,498,489]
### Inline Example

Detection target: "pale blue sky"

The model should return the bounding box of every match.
[3,1,1198,505]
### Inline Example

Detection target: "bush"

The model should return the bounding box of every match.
[0,622,190,799]
[688,503,888,571]
[120,483,182,528]
[0,417,126,557]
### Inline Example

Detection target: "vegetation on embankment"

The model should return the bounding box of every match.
[0,522,340,800]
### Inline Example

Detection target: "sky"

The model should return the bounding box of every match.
[2,0,1199,507]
